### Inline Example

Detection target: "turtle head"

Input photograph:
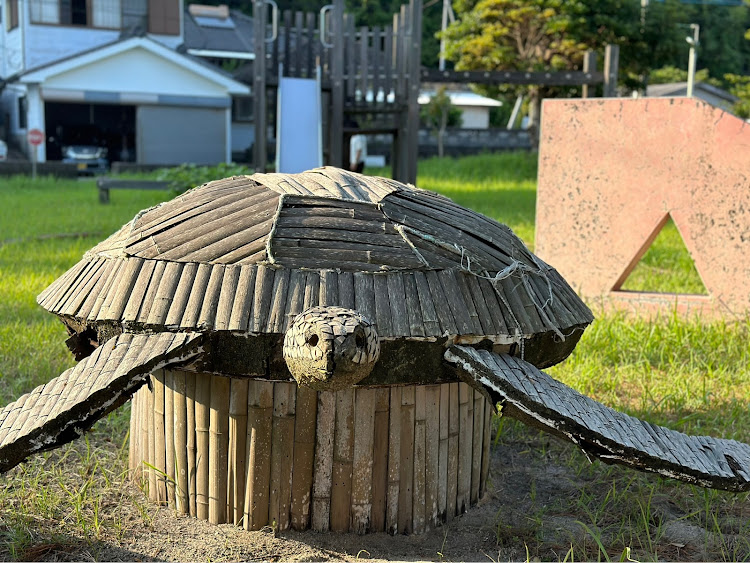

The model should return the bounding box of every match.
[283,306,380,391]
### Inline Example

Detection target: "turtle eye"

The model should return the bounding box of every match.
[306,333,319,347]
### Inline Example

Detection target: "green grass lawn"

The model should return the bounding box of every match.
[1,157,749,561]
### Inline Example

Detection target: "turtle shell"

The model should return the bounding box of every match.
[38,167,592,376]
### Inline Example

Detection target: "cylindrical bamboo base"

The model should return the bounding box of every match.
[130,370,492,534]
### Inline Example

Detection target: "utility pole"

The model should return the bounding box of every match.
[686,23,700,97]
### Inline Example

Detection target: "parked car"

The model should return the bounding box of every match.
[0,140,7,161]
[62,145,109,174]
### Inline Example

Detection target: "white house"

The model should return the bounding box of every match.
[418,90,503,129]
[0,0,250,165]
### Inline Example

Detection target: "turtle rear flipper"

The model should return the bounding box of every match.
[445,346,750,492]
[0,332,204,473]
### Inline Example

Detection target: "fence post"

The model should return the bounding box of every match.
[405,0,422,185]
[582,50,597,99]
[328,0,345,168]
[603,44,619,98]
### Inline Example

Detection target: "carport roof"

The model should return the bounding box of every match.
[17,36,249,96]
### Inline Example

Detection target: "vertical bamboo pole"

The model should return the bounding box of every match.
[244,381,274,530]
[351,388,376,534]
[291,385,318,530]
[412,386,426,534]
[480,398,492,498]
[164,370,176,505]
[471,389,485,505]
[129,390,138,478]
[173,370,189,514]
[147,376,156,501]
[311,391,336,532]
[398,385,415,535]
[269,382,296,531]
[370,389,390,532]
[424,385,440,528]
[456,382,473,515]
[228,378,249,525]
[135,387,146,483]
[446,382,459,521]
[152,370,168,505]
[386,386,401,534]
[209,375,230,524]
[330,388,354,532]
[438,383,449,522]
[185,370,198,517]
[195,372,212,520]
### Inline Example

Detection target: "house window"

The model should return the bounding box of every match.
[148,0,179,35]
[29,0,122,28]
[232,97,253,122]
[6,0,18,30]
[18,97,27,129]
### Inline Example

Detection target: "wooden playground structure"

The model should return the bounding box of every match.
[251,0,619,184]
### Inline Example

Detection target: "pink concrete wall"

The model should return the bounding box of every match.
[536,98,750,317]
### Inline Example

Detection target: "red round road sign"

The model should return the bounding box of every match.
[28,128,44,146]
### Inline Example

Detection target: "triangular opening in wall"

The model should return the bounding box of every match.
[613,214,708,295]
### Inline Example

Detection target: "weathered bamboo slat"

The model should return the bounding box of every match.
[165,263,199,328]
[228,265,257,331]
[386,386,401,534]
[471,388,485,504]
[456,382,473,515]
[215,265,242,330]
[194,372,212,520]
[438,383,449,522]
[412,385,426,534]
[291,386,317,530]
[269,382,296,531]
[228,378,249,525]
[197,264,225,330]
[424,385,440,528]
[185,370,198,517]
[446,382,459,521]
[312,391,336,532]
[351,388,376,534]
[244,380,274,530]
[172,370,190,514]
[480,396,492,498]
[371,389,390,532]
[133,260,166,323]
[398,386,415,535]
[209,375,230,524]
[164,370,176,504]
[330,389,354,532]
[179,263,212,329]
[151,370,168,504]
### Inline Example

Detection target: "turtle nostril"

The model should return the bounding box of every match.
[355,332,365,348]
[306,334,319,347]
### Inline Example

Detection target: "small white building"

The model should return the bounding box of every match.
[418,90,502,129]
[0,0,250,165]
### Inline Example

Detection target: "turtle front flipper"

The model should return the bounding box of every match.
[445,345,750,492]
[0,332,205,473]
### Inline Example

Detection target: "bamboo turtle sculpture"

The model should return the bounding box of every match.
[1,168,749,536]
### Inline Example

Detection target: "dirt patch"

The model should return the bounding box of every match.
[2,419,748,562]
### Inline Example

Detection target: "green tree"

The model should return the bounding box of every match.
[649,65,719,86]
[420,87,463,157]
[442,0,588,146]
[725,74,750,118]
